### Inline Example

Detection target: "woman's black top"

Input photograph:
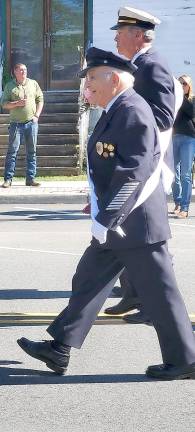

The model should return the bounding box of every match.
[173,96,195,138]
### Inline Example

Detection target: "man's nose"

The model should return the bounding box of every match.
[85,78,91,86]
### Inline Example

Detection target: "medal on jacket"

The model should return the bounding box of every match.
[96,141,104,155]
[96,142,115,157]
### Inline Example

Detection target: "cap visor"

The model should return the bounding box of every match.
[110,24,120,30]
[110,22,132,30]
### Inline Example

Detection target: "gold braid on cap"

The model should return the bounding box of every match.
[118,16,137,24]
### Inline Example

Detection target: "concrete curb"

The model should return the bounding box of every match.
[0,181,89,204]
[0,193,88,204]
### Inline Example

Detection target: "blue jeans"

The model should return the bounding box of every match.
[172,134,195,211]
[4,121,38,181]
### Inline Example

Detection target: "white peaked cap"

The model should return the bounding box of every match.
[110,6,161,30]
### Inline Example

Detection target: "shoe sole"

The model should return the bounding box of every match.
[105,304,141,315]
[17,339,67,375]
[123,319,152,326]
[146,371,195,380]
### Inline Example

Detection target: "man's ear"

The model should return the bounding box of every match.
[136,28,144,41]
[112,71,120,86]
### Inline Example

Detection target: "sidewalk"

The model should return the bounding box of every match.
[0,180,90,204]
[0,179,194,204]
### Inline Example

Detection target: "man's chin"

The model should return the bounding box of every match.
[87,98,96,105]
[88,97,99,106]
[116,46,122,54]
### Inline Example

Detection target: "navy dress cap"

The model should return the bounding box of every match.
[78,47,137,78]
[110,6,161,30]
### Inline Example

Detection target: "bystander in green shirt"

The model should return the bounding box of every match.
[1,78,43,123]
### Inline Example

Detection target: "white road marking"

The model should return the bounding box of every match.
[0,231,89,234]
[14,206,45,211]
[30,213,88,217]
[0,246,82,256]
[170,222,195,228]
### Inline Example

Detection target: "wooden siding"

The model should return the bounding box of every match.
[93,1,195,83]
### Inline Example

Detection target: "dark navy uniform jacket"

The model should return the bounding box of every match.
[88,88,171,250]
[133,48,175,131]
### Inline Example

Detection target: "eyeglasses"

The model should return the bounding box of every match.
[180,82,188,86]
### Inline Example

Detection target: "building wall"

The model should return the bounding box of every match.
[93,1,195,83]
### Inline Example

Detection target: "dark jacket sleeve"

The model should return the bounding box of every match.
[135,62,175,131]
[95,106,159,230]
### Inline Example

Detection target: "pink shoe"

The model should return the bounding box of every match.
[82,203,91,214]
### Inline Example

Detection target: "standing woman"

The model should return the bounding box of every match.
[172,75,195,218]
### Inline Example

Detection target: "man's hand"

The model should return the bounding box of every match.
[91,219,108,244]
[32,116,39,123]
[2,99,26,110]
[17,98,27,107]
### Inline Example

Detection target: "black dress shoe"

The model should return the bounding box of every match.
[17,337,69,374]
[123,311,152,325]
[104,296,140,315]
[146,362,195,380]
[111,286,123,297]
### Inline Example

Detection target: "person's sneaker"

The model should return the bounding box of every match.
[2,179,12,188]
[177,210,188,219]
[173,204,181,215]
[26,179,41,187]
[17,337,69,374]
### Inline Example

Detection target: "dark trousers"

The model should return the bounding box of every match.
[48,241,195,367]
[119,268,138,298]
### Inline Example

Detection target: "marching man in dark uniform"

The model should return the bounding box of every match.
[105,5,183,322]
[17,48,195,380]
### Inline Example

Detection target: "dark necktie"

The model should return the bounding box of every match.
[99,110,107,121]
[93,110,107,131]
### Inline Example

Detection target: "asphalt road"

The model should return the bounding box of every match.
[0,203,195,432]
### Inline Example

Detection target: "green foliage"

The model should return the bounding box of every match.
[2,60,11,88]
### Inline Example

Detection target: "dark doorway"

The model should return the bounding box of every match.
[8,0,85,90]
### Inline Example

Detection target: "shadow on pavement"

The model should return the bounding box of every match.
[0,364,149,385]
[0,209,90,221]
[0,289,72,299]
[0,288,119,300]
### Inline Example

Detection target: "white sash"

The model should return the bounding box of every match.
[131,77,183,212]
[89,78,183,219]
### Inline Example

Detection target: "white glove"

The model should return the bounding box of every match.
[91,219,108,244]
[116,226,126,237]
